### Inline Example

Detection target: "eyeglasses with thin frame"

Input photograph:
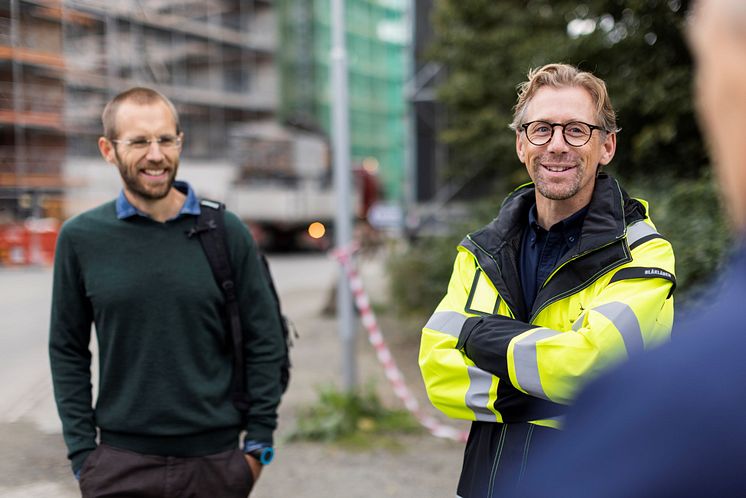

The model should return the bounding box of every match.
[520,121,609,147]
[110,135,183,150]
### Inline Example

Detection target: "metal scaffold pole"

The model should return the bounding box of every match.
[330,0,357,391]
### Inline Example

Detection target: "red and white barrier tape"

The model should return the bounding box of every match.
[331,245,469,443]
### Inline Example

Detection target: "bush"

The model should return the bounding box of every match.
[386,234,461,319]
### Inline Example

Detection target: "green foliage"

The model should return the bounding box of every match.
[387,198,502,318]
[387,234,461,318]
[429,0,704,190]
[286,384,421,447]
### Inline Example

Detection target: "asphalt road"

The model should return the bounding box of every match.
[0,253,465,497]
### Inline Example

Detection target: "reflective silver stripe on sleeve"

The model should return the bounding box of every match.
[626,220,659,247]
[571,312,586,331]
[466,366,499,422]
[511,328,561,400]
[424,311,468,337]
[592,301,644,356]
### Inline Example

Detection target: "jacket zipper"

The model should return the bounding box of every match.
[529,180,629,323]
[528,237,628,323]
[487,422,508,497]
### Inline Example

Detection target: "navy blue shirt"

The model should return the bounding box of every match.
[520,204,588,311]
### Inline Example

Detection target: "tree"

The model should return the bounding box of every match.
[429,0,705,192]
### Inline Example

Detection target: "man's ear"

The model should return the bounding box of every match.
[516,132,526,164]
[598,132,617,166]
[98,137,116,164]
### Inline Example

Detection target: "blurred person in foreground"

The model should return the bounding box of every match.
[418,63,677,498]
[49,87,286,497]
[509,1,746,497]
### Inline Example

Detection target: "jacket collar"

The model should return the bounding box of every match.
[461,173,632,321]
[468,172,626,256]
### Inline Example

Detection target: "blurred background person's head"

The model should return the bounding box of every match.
[689,0,746,232]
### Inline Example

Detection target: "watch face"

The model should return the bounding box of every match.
[251,447,274,465]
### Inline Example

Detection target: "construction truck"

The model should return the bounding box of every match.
[226,121,342,251]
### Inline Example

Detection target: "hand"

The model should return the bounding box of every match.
[244,453,263,482]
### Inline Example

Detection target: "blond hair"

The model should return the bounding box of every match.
[101,87,181,139]
[510,63,618,133]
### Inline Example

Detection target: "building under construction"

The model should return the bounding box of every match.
[1,0,412,255]
[1,0,279,221]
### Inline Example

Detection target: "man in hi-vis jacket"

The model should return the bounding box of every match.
[418,63,676,498]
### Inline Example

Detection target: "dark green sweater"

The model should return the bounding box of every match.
[49,201,285,472]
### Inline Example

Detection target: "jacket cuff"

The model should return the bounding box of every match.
[456,316,483,350]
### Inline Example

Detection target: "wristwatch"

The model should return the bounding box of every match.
[243,441,275,465]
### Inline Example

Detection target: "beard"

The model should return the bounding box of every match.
[530,155,586,201]
[114,149,178,201]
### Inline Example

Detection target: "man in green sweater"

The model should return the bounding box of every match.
[49,87,286,498]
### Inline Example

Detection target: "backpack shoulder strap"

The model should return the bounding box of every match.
[188,199,250,414]
[257,251,295,392]
[190,200,233,294]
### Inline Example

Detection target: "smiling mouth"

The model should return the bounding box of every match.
[542,164,575,172]
[141,169,166,177]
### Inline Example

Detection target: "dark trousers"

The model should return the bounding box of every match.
[79,443,254,498]
[457,422,561,498]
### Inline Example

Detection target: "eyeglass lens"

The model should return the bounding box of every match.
[113,135,181,149]
[526,121,592,146]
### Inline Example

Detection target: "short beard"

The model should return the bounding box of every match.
[531,156,584,201]
[114,148,176,201]
[535,180,581,201]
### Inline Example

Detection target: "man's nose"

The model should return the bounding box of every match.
[546,126,569,153]
[145,140,164,161]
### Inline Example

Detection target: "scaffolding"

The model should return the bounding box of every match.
[1,0,279,220]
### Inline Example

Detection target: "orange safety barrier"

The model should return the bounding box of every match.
[0,218,60,266]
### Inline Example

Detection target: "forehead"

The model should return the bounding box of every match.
[523,86,596,123]
[115,100,177,136]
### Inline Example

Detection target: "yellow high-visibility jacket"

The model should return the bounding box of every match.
[420,174,675,428]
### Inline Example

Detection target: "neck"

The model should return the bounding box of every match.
[534,191,592,229]
[125,187,185,223]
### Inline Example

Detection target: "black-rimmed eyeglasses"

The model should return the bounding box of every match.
[110,135,182,150]
[520,121,609,147]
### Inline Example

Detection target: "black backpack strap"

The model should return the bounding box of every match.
[187,199,250,414]
[258,252,294,391]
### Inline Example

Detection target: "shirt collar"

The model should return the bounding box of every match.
[116,180,201,220]
[527,203,589,245]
